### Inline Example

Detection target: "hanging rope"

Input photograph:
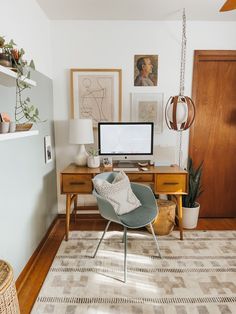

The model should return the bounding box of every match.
[179,8,186,96]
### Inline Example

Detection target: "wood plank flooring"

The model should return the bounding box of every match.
[17,216,236,314]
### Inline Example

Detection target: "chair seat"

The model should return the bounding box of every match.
[119,205,157,229]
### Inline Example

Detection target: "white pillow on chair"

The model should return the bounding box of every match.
[93,171,141,215]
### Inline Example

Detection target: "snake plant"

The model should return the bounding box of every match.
[183,157,203,208]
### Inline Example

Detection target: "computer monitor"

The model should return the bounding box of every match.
[98,122,154,161]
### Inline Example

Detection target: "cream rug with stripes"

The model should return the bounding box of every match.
[32,230,236,313]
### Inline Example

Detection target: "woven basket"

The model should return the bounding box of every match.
[15,123,33,132]
[0,260,20,314]
[146,199,176,235]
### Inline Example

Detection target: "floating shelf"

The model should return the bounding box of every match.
[0,65,36,87]
[0,130,39,141]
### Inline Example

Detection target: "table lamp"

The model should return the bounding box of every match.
[69,118,94,166]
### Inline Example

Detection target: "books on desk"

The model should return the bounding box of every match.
[113,167,139,172]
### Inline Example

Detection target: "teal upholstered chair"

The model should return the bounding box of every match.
[92,172,161,282]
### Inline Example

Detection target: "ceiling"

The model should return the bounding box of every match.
[36,0,236,21]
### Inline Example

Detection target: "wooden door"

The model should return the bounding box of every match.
[190,50,236,217]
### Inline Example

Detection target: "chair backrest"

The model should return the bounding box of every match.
[93,172,121,223]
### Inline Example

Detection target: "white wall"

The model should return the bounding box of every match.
[51,20,236,213]
[0,0,53,78]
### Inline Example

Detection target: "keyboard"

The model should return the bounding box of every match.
[113,167,139,172]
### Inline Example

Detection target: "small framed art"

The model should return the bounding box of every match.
[131,92,164,133]
[44,135,52,164]
[134,55,158,86]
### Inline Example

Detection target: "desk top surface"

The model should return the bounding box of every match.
[61,163,187,175]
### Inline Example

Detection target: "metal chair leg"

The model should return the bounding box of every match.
[93,220,111,258]
[149,223,162,258]
[124,227,127,283]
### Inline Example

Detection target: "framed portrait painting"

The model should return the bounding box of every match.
[134,55,158,86]
[70,69,122,127]
[131,92,164,133]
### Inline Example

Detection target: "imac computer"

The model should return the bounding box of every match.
[98,122,154,168]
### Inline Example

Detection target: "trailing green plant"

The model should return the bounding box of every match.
[182,157,203,208]
[88,147,99,157]
[0,35,40,123]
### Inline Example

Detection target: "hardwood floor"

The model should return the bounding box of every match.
[17,215,236,314]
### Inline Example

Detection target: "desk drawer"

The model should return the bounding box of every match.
[155,174,187,193]
[127,173,154,182]
[62,174,92,193]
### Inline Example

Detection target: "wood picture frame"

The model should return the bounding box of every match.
[131,92,164,133]
[70,69,122,127]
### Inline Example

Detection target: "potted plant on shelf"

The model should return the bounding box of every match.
[0,35,41,131]
[182,157,203,229]
[0,36,12,67]
[87,148,100,168]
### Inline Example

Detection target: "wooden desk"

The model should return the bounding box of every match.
[60,164,188,241]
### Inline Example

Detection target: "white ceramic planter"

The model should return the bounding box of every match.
[87,156,100,168]
[182,202,200,229]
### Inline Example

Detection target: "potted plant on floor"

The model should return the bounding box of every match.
[182,157,203,229]
[0,35,41,131]
[87,148,100,168]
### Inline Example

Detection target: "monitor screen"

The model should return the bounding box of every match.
[98,122,154,155]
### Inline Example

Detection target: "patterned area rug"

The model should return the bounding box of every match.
[32,230,236,313]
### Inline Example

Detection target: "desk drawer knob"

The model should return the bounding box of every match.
[70,182,85,185]
[163,182,179,185]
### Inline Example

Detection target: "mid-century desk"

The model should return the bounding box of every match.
[60,164,188,241]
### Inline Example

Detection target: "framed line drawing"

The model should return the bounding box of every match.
[131,93,164,133]
[70,69,122,127]
[44,135,53,163]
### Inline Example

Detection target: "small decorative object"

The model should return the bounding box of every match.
[69,119,94,166]
[9,121,16,133]
[0,122,10,133]
[131,93,163,133]
[164,9,196,166]
[0,112,10,133]
[87,148,100,168]
[134,55,158,86]
[182,157,203,229]
[0,35,41,128]
[70,68,122,127]
[102,157,113,168]
[44,135,53,164]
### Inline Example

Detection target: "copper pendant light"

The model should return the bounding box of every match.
[165,9,196,132]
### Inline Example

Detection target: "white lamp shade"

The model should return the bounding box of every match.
[69,119,94,144]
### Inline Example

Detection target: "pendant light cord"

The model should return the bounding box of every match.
[179,9,186,96]
[178,131,183,167]
[178,9,186,167]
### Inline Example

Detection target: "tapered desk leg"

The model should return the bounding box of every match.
[65,194,71,241]
[74,195,78,222]
[176,195,183,240]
